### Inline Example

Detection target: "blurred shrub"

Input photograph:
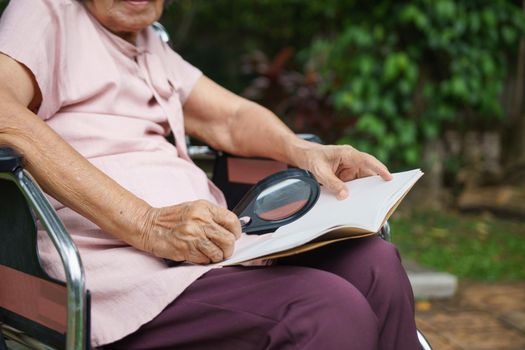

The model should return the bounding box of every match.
[306,0,525,166]
[164,0,525,168]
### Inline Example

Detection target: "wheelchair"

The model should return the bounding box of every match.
[0,137,432,350]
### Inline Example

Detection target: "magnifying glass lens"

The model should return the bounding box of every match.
[254,179,312,221]
[233,168,320,235]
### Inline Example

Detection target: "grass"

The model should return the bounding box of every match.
[390,209,525,281]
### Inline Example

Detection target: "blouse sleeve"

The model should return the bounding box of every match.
[0,0,65,119]
[163,44,203,105]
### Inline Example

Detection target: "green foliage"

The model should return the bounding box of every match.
[164,0,524,168]
[305,0,525,166]
[161,0,361,91]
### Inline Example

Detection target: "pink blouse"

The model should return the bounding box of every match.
[0,0,227,346]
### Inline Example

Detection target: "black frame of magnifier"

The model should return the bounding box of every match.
[232,168,320,235]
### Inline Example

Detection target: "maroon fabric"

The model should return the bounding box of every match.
[106,237,419,350]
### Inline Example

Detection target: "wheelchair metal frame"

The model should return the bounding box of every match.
[0,165,87,350]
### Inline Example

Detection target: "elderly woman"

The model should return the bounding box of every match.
[0,0,420,349]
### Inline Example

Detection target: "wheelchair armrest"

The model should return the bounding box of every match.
[0,147,22,173]
[187,145,216,159]
[187,134,324,209]
[378,221,392,242]
[187,134,322,160]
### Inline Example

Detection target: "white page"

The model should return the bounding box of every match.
[274,169,423,236]
[221,169,423,265]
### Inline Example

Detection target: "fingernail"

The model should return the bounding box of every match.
[239,216,251,226]
[337,189,348,200]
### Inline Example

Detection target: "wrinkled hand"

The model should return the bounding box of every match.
[292,143,393,199]
[138,200,241,264]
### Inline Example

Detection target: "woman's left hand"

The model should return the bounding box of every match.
[290,143,393,200]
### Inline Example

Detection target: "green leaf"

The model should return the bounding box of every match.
[356,113,387,138]
[434,0,456,20]
[383,54,400,82]
[403,147,419,165]
[422,122,439,139]
[501,26,518,44]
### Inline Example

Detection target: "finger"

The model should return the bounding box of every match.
[315,166,348,200]
[210,206,242,239]
[363,154,392,181]
[196,236,224,263]
[186,248,212,265]
[166,225,212,264]
[205,224,237,258]
[337,168,357,182]
[360,168,377,178]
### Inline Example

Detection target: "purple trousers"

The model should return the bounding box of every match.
[106,236,420,350]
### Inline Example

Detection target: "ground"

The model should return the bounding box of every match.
[416,281,525,350]
[391,205,525,349]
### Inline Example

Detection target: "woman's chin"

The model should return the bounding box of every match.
[111,11,160,34]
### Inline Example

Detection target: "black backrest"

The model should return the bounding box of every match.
[0,179,48,277]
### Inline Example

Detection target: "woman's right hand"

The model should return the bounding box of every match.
[137,200,242,264]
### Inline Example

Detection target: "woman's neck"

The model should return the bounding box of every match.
[115,31,138,45]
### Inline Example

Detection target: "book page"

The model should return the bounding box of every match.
[274,169,423,237]
[220,169,423,266]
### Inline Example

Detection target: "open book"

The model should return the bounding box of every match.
[220,169,423,266]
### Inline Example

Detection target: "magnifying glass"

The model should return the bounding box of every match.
[232,168,320,235]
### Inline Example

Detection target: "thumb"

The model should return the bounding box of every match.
[316,168,348,200]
